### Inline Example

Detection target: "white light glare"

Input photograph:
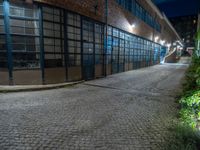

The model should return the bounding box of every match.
[160,40,165,45]
[131,24,136,28]
[154,36,159,41]
[167,43,171,47]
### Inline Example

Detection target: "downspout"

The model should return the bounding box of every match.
[3,0,13,85]
[152,13,156,42]
[104,0,108,76]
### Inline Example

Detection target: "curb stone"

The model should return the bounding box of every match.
[0,80,85,93]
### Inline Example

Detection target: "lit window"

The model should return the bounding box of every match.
[10,0,40,69]
[43,6,64,68]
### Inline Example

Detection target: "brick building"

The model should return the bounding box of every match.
[170,14,198,55]
[0,0,182,85]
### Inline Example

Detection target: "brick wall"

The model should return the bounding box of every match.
[34,0,104,21]
[34,0,178,43]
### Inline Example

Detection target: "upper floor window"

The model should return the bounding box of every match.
[116,0,161,33]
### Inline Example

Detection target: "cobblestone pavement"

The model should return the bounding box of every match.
[0,64,188,150]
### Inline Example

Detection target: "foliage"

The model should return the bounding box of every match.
[169,67,200,149]
[171,29,200,150]
[167,65,200,149]
[166,124,200,150]
[194,27,200,57]
[178,89,200,136]
[180,91,200,109]
[179,108,197,128]
[183,56,200,92]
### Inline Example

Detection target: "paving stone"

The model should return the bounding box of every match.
[0,64,187,150]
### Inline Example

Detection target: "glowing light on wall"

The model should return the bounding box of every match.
[160,40,165,45]
[131,24,136,28]
[167,43,171,47]
[154,36,159,42]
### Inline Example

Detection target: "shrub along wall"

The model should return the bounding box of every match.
[175,28,200,150]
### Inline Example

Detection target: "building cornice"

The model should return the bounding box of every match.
[146,0,182,42]
[162,13,182,41]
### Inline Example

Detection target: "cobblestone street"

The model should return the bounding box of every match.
[0,64,188,150]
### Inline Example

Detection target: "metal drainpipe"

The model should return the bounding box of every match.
[39,6,45,84]
[152,13,157,42]
[3,0,13,85]
[104,0,108,77]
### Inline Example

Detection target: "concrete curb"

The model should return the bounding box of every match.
[0,81,85,93]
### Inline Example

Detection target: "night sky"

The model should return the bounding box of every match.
[152,0,200,18]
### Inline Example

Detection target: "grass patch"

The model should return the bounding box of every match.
[166,124,200,150]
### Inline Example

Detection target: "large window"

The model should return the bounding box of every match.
[112,28,119,67]
[129,36,134,64]
[125,34,130,63]
[67,12,81,67]
[154,43,160,63]
[0,0,162,84]
[10,0,40,69]
[95,24,104,65]
[42,6,64,68]
[106,26,112,64]
[0,0,6,69]
[119,31,125,65]
[82,19,94,57]
[106,26,160,71]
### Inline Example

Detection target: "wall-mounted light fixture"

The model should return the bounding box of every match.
[160,40,165,45]
[154,36,159,42]
[131,23,136,28]
[167,43,171,47]
[173,42,177,46]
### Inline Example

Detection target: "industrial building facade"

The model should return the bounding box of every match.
[0,0,181,85]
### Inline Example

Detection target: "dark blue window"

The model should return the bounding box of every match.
[116,0,161,33]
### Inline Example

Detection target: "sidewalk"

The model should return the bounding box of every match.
[177,56,192,64]
[0,81,84,93]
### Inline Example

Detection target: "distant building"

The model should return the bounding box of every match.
[170,15,198,55]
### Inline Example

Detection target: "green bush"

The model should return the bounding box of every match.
[180,58,200,129]
[176,46,200,149]
[168,29,200,150]
[180,91,200,107]
[179,108,196,128]
[166,124,200,150]
[183,57,200,92]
